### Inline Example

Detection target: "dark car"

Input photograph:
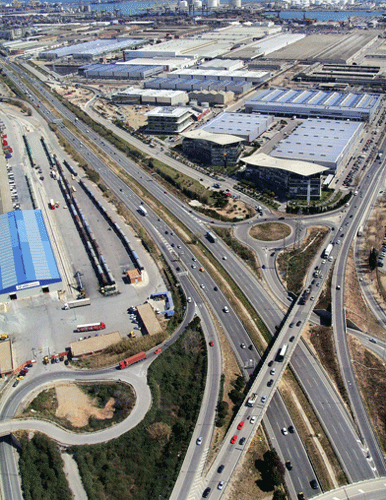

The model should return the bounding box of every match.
[310,479,319,489]
[217,464,225,473]
[214,286,218,291]
[268,360,274,367]
[288,425,295,433]
[296,321,302,327]
[289,336,295,342]
[248,344,253,350]
[202,487,211,498]
[289,322,294,328]
[13,380,19,387]
[267,379,274,387]
[64,359,70,366]
[239,437,246,445]
[26,363,33,368]
[286,460,293,470]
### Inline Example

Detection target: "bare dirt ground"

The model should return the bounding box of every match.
[55,384,115,428]
[215,199,254,220]
[250,222,291,242]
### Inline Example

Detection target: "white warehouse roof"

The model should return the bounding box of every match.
[272,118,363,166]
[242,152,329,177]
[200,112,274,142]
[115,87,187,98]
[146,106,192,118]
[118,57,195,70]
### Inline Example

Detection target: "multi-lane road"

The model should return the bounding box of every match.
[1,57,386,499]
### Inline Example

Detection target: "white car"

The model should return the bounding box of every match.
[187,297,192,303]
[250,416,256,424]
[222,256,227,260]
[217,481,224,490]
[196,437,202,445]
[281,428,288,436]
[200,284,205,289]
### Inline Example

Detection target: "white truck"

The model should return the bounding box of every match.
[323,243,333,259]
[138,205,147,216]
[246,393,258,407]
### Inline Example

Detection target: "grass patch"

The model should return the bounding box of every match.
[23,383,135,433]
[277,227,329,295]
[309,325,349,409]
[70,317,207,500]
[18,432,72,500]
[250,223,291,242]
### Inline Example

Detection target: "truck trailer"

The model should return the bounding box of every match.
[119,351,146,369]
[138,205,147,216]
[75,322,106,332]
[323,243,333,259]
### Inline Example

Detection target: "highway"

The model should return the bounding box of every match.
[1,58,384,498]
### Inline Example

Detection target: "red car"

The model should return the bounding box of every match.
[237,421,244,430]
[230,435,238,444]
[154,348,162,354]
[209,341,214,347]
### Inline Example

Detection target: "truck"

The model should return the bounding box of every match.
[246,393,258,407]
[138,205,147,216]
[119,351,146,369]
[75,322,106,333]
[206,231,217,243]
[299,288,311,305]
[49,199,55,210]
[323,243,333,259]
[276,344,287,362]
[357,226,363,237]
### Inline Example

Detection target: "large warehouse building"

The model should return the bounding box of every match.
[271,118,364,174]
[40,38,144,61]
[242,152,329,201]
[200,112,274,142]
[112,87,188,106]
[245,88,381,122]
[0,210,62,302]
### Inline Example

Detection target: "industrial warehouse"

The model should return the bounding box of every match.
[0,210,62,302]
[200,112,274,142]
[271,119,364,174]
[112,87,189,106]
[245,88,381,122]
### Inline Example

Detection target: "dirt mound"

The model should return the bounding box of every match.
[55,384,115,428]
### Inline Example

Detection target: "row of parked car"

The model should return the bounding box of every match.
[377,235,386,267]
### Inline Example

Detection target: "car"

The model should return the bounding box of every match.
[296,321,302,327]
[64,359,69,366]
[281,428,288,435]
[316,282,320,287]
[248,344,253,350]
[20,370,27,376]
[289,322,294,328]
[59,356,64,362]
[239,437,246,445]
[237,421,245,430]
[267,379,274,387]
[336,285,341,290]
[250,416,256,424]
[26,363,33,368]
[217,464,225,473]
[217,481,224,490]
[214,286,218,291]
[262,264,266,269]
[369,338,377,343]
[177,245,182,249]
[187,297,192,303]
[288,425,295,433]
[270,368,276,375]
[336,239,341,245]
[176,267,181,272]
[230,435,238,444]
[209,340,214,347]
[223,306,229,313]
[192,257,197,261]
[196,437,203,445]
[222,256,227,260]
[240,343,246,349]
[298,493,305,500]
[286,460,293,470]
[289,336,295,342]
[261,395,267,403]
[310,479,319,489]
[16,376,24,381]
[202,487,211,498]
[322,260,326,265]
[200,284,205,289]
[310,296,315,301]
[268,360,274,367]
[200,267,204,272]
[154,348,162,354]
[192,264,196,269]
[13,380,19,387]
[171,243,175,247]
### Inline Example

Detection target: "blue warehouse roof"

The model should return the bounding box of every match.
[0,210,61,295]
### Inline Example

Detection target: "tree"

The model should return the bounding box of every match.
[272,490,287,500]
[369,247,377,270]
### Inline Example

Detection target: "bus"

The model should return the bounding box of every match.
[276,344,287,362]
[206,231,217,243]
